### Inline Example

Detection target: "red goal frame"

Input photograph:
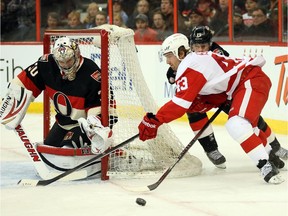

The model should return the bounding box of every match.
[42,29,110,180]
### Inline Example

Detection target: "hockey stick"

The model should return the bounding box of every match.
[14,124,88,181]
[18,133,139,186]
[125,106,223,192]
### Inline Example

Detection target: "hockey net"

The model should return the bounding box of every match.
[43,25,202,180]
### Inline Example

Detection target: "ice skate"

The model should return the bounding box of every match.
[269,151,285,169]
[269,138,288,160]
[258,160,284,184]
[274,146,288,160]
[206,149,226,169]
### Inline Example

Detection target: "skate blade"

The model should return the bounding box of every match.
[268,174,285,184]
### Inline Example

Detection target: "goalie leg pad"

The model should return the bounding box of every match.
[0,83,33,129]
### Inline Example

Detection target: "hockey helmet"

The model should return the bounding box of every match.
[190,26,213,45]
[162,33,190,60]
[52,36,81,81]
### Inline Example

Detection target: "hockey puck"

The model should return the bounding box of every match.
[136,197,146,206]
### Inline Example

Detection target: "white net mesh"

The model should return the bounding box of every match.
[45,25,202,179]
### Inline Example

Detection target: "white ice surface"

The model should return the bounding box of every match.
[1,114,287,216]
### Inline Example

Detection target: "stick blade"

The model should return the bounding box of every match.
[147,183,159,191]
[18,179,39,187]
[18,170,88,187]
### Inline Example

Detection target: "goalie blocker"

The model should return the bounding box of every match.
[0,82,33,129]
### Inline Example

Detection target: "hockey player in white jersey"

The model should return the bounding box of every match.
[138,33,285,184]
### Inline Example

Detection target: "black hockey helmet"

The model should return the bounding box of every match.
[190,26,213,45]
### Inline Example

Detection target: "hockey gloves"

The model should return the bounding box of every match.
[166,67,176,84]
[78,116,111,154]
[138,113,162,141]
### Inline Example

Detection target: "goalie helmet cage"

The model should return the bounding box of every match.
[43,25,202,181]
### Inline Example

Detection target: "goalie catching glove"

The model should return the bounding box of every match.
[78,116,111,154]
[138,113,162,141]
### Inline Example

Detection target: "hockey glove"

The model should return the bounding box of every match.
[166,67,176,84]
[138,113,162,141]
[78,116,111,154]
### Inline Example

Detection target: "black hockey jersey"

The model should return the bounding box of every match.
[17,54,102,128]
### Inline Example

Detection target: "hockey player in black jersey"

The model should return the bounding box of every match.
[166,25,287,168]
[1,36,117,155]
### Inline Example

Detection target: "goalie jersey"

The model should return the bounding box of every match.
[14,54,103,129]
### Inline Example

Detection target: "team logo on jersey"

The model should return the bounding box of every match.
[64,131,74,140]
[91,70,101,82]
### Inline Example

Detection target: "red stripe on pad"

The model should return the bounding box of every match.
[240,134,262,153]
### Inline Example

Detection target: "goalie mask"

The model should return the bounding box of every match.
[52,37,81,81]
[162,33,190,60]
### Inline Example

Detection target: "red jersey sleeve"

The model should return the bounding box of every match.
[156,68,207,123]
[17,68,43,98]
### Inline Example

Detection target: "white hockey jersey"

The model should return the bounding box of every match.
[156,51,266,123]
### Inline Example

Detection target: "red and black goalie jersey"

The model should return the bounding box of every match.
[16,54,103,129]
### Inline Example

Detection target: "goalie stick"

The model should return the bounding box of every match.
[18,133,139,186]
[124,106,223,192]
[14,124,88,182]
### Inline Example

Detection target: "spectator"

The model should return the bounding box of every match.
[210,0,229,37]
[65,10,84,29]
[233,8,247,40]
[152,10,173,41]
[127,0,152,30]
[95,11,107,27]
[113,12,127,28]
[242,6,277,41]
[6,0,36,41]
[234,0,246,12]
[134,13,159,42]
[41,12,63,39]
[1,0,18,41]
[267,0,278,28]
[40,0,78,28]
[160,0,187,33]
[149,0,161,11]
[160,0,174,31]
[178,0,197,17]
[242,0,259,27]
[83,2,99,29]
[195,0,217,25]
[184,8,207,37]
[112,0,128,25]
[121,0,138,17]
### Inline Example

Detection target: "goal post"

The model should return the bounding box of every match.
[43,25,202,180]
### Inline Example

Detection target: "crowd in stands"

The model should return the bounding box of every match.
[0,0,286,42]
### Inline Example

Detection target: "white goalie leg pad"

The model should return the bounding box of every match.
[225,116,254,143]
[78,116,111,154]
[0,83,33,129]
